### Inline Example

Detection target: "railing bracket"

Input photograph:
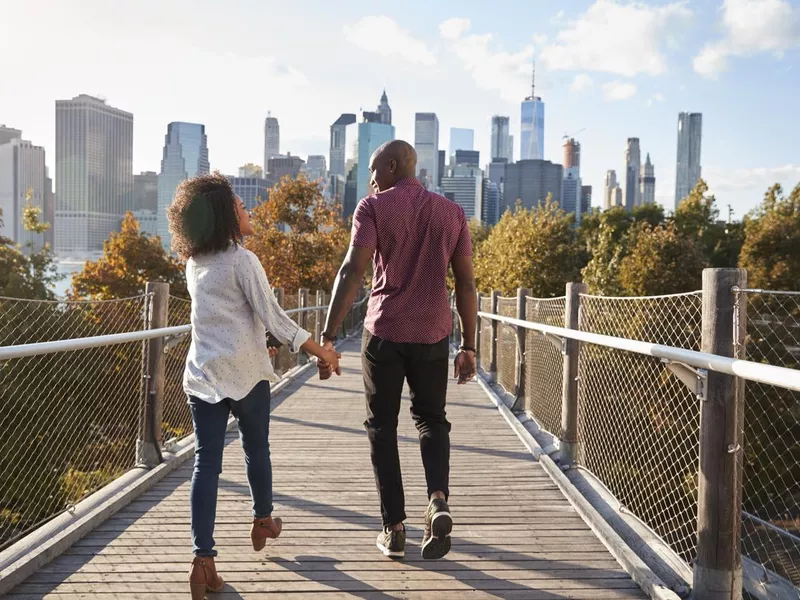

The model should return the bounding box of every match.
[662,359,708,400]
[541,332,564,353]
[163,332,190,353]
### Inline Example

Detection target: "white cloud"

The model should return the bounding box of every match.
[706,165,800,195]
[540,0,693,77]
[570,74,594,92]
[647,92,666,106]
[439,18,471,41]
[603,80,637,101]
[343,16,436,66]
[694,0,799,79]
[438,18,534,102]
[532,33,549,47]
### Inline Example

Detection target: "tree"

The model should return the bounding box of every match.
[246,174,350,292]
[468,218,491,252]
[473,198,580,296]
[71,212,187,300]
[739,183,800,289]
[619,222,708,296]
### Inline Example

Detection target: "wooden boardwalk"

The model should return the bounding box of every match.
[4,340,646,599]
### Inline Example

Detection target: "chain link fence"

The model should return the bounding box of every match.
[524,297,566,436]
[577,292,704,564]
[0,295,148,550]
[737,289,800,587]
[479,295,493,373]
[496,297,517,395]
[162,296,193,445]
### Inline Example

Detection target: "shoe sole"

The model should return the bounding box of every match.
[422,511,453,560]
[376,541,405,558]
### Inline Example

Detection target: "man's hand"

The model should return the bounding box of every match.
[318,339,342,380]
[268,346,279,359]
[454,349,477,384]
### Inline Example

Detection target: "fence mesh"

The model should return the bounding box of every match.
[576,292,703,564]
[497,297,517,395]
[0,295,148,549]
[738,290,800,587]
[162,296,192,445]
[523,297,567,436]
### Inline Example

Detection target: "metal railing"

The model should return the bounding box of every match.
[0,286,368,550]
[457,269,800,599]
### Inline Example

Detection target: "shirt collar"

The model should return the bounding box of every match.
[394,177,422,188]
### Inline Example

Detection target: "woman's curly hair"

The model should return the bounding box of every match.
[167,173,242,260]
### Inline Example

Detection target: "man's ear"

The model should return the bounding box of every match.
[389,158,397,173]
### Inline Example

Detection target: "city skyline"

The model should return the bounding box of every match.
[1,0,798,219]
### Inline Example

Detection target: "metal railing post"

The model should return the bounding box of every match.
[315,290,325,343]
[488,290,500,383]
[512,288,530,412]
[274,287,284,308]
[475,291,482,365]
[138,281,169,468]
[694,268,747,600]
[297,289,308,366]
[560,282,587,467]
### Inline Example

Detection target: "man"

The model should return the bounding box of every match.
[318,140,478,560]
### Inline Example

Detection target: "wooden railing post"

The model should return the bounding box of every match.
[315,290,325,344]
[560,282,587,467]
[297,289,308,366]
[694,268,747,600]
[138,282,169,468]
[512,288,531,412]
[488,290,500,383]
[475,291,482,365]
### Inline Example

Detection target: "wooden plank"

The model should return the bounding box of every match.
[3,340,646,599]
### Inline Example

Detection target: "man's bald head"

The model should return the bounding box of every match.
[368,140,417,193]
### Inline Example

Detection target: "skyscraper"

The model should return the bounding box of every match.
[503,160,563,213]
[675,112,702,208]
[449,128,474,156]
[0,124,22,146]
[0,136,47,251]
[603,170,617,210]
[264,112,280,173]
[133,171,158,212]
[441,164,482,221]
[55,94,133,256]
[157,122,209,250]
[356,115,395,201]
[640,154,656,205]
[455,150,480,168]
[329,114,357,178]
[581,186,592,215]
[414,113,439,190]
[305,155,327,183]
[563,138,580,169]
[438,150,446,188]
[377,90,392,125]
[227,175,269,211]
[623,138,641,211]
[561,138,583,222]
[520,61,545,161]
[268,155,305,182]
[491,116,511,161]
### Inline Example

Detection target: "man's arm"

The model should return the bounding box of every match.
[452,255,477,348]
[322,245,373,340]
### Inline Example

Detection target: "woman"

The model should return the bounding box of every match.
[167,173,340,599]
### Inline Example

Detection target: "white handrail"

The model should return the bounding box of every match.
[0,301,359,362]
[479,311,800,392]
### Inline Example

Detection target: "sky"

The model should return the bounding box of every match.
[1,0,798,218]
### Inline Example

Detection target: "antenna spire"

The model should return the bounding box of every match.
[531,59,536,99]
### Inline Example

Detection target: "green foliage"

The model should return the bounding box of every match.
[739,183,800,289]
[474,198,580,296]
[619,222,709,296]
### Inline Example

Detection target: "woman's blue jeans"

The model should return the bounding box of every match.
[189,380,273,557]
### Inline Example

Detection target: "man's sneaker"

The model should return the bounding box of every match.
[422,498,453,560]
[376,525,405,558]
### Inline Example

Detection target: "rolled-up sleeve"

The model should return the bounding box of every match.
[236,250,311,353]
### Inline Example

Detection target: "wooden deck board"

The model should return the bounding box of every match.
[3,339,646,599]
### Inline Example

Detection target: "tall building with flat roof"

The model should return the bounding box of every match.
[55,94,133,256]
[228,175,270,211]
[442,165,482,221]
[675,112,702,208]
[0,137,47,251]
[503,160,562,213]
[623,138,641,211]
[491,116,511,161]
[329,114,357,178]
[449,128,474,156]
[356,119,394,201]
[133,171,158,212]
[157,122,209,250]
[414,113,439,190]
[264,112,279,173]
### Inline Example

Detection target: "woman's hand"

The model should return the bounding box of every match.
[321,348,342,376]
[268,346,279,359]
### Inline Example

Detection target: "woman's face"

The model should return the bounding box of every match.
[235,195,255,237]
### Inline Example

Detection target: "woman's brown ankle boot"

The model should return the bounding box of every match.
[251,515,283,551]
[189,556,224,599]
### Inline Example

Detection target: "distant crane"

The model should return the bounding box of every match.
[562,128,586,140]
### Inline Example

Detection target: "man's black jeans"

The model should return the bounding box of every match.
[361,329,451,527]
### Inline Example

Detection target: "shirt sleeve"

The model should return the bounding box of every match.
[351,198,377,249]
[236,250,311,353]
[452,208,473,257]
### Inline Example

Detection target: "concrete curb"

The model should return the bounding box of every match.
[474,374,683,600]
